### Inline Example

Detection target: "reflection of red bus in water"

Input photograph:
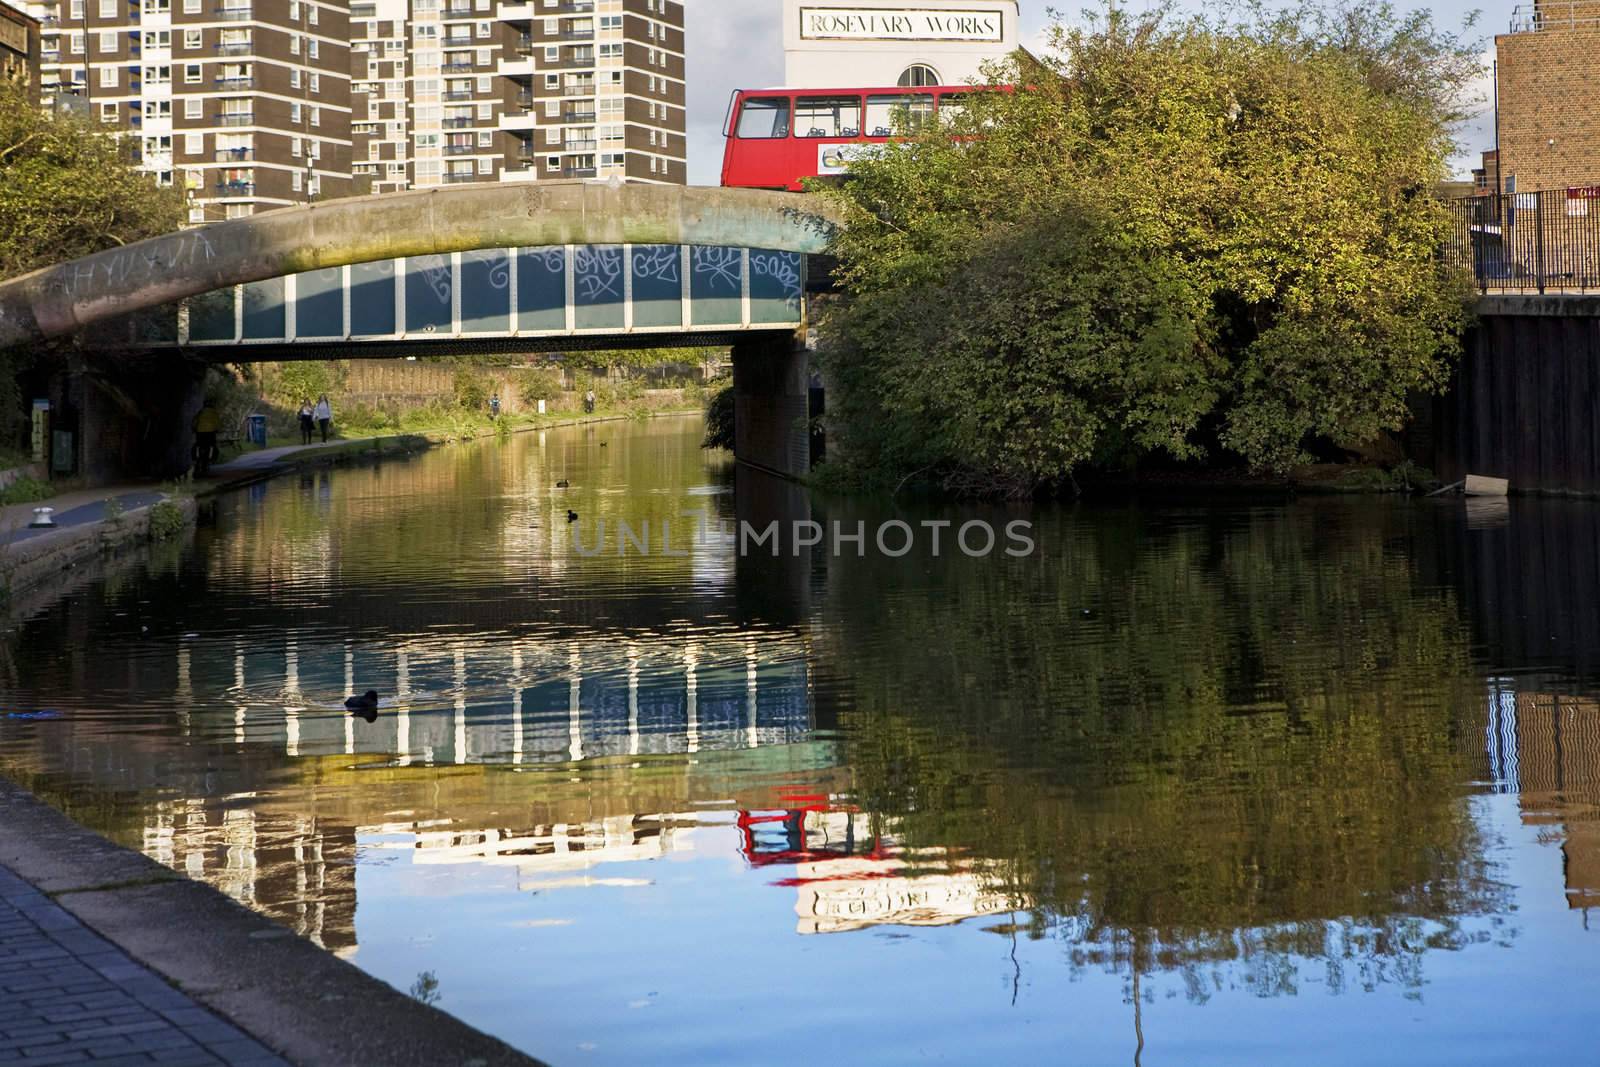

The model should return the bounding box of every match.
[721,85,977,191]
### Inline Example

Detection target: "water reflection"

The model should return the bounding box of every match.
[2,417,1598,1065]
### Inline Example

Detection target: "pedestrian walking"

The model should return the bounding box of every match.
[583,389,596,414]
[314,394,333,443]
[191,402,221,477]
[489,393,501,420]
[298,399,315,445]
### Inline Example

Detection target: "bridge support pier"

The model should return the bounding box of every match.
[732,333,810,480]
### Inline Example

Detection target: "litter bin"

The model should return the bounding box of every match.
[246,413,268,447]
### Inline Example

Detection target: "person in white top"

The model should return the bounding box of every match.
[313,395,333,442]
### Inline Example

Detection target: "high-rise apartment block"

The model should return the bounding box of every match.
[25,0,684,221]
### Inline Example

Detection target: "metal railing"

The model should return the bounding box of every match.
[216,113,254,126]
[1508,0,1600,31]
[1444,189,1600,293]
[214,147,253,161]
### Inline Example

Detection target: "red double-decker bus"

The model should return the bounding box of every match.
[720,85,977,191]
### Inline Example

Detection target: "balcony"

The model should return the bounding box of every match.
[442,35,473,47]
[516,91,534,107]
[443,90,474,101]
[214,5,251,20]
[214,181,255,196]
[442,61,474,72]
[562,109,596,122]
[216,42,253,55]
[216,113,253,125]
[214,76,253,89]
[560,82,595,97]
[441,4,473,15]
[546,53,595,69]
[561,166,596,178]
[444,143,477,155]
[350,2,376,14]
[549,1,593,12]
[214,147,254,161]
[443,172,479,184]
[554,30,594,41]
[515,35,533,54]
[442,117,474,128]
[562,139,596,152]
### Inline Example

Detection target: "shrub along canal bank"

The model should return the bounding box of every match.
[0,776,548,1067]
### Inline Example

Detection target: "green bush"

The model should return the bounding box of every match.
[265,361,346,407]
[0,476,51,506]
[452,366,491,411]
[146,499,187,542]
[515,367,563,406]
[702,382,734,451]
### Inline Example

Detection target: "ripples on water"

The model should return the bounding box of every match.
[2,415,1598,1066]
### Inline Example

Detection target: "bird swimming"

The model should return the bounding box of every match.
[555,479,569,488]
[345,690,379,711]
[566,510,578,523]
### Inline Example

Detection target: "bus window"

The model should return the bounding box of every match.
[937,93,967,125]
[736,97,792,139]
[865,93,934,137]
[796,95,861,138]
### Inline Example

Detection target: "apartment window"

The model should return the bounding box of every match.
[308,139,319,159]
[292,171,303,192]
[475,47,490,65]
[180,63,198,83]
[544,99,559,117]
[598,42,620,59]
[599,15,619,30]
[476,75,489,92]
[183,0,199,11]
[543,127,558,144]
[543,46,557,62]
[291,136,302,156]
[310,106,320,126]
[544,73,558,88]
[184,97,202,117]
[225,204,253,219]
[649,156,658,173]
[476,130,491,146]
[648,48,656,64]
[69,0,84,17]
[189,207,206,224]
[546,156,559,170]
[183,29,201,48]
[290,69,301,88]
[98,65,116,87]
[309,73,319,93]
[476,102,490,120]
[288,0,299,18]
[99,102,118,123]
[144,65,171,85]
[69,33,84,55]
[98,31,117,54]
[477,157,491,174]
[308,39,318,59]
[143,100,171,118]
[97,0,114,13]
[290,34,299,55]
[184,132,201,153]
[308,4,317,25]
[290,102,302,123]
[647,129,655,146]
[475,20,488,37]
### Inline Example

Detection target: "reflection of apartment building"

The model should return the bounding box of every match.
[1490,687,1600,910]
[1495,1,1600,192]
[377,813,698,890]
[23,0,356,220]
[0,0,41,95]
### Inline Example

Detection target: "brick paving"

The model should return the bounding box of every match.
[0,865,288,1067]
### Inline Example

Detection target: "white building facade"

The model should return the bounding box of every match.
[782,0,1020,88]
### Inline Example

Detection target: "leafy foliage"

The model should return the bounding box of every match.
[819,2,1478,493]
[0,75,185,281]
[702,381,734,451]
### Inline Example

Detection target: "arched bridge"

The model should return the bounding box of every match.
[7,183,842,481]
[0,182,844,350]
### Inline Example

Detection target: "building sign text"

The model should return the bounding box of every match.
[799,7,1004,42]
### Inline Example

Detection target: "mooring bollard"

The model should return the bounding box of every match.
[28,506,55,528]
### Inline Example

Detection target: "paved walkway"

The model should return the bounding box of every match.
[0,865,287,1067]
[1,492,166,545]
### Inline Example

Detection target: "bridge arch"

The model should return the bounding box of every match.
[0,181,843,349]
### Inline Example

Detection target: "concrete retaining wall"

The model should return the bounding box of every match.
[1,497,196,607]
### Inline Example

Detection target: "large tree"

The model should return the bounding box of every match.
[818,3,1481,494]
[0,76,185,279]
[0,73,185,452]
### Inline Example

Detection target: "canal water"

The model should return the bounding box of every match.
[2,415,1597,1066]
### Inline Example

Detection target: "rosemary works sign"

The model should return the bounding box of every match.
[798,7,1005,42]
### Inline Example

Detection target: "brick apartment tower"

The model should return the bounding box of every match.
[1494,0,1600,193]
[25,0,684,222]
[25,0,357,221]
[350,0,685,192]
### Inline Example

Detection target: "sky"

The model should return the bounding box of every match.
[681,0,1507,185]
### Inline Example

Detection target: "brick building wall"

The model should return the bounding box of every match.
[1495,6,1600,193]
